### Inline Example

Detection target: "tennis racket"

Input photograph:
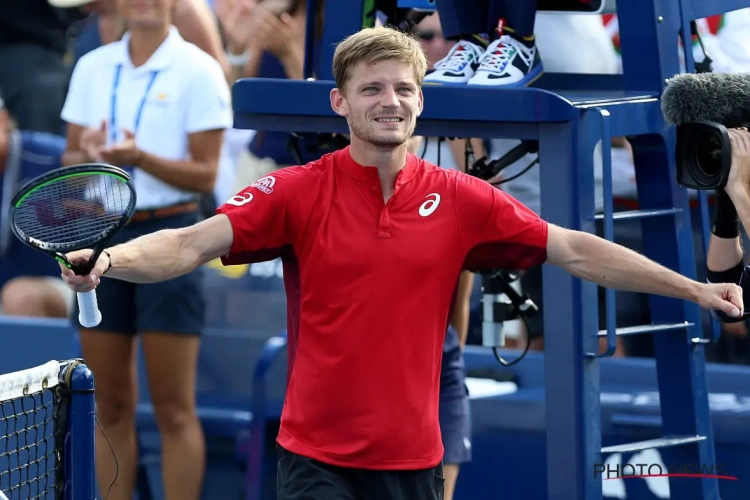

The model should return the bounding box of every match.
[8,163,137,328]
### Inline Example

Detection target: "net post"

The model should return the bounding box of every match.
[66,361,96,500]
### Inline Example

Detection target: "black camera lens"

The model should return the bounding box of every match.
[675,121,733,190]
[694,134,723,176]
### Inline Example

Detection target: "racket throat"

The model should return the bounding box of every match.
[55,251,92,276]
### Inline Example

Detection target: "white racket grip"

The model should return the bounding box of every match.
[77,290,102,328]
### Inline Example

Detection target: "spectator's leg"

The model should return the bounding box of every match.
[424,0,489,85]
[0,277,70,318]
[487,0,535,46]
[0,44,69,135]
[433,0,489,40]
[136,213,206,500]
[142,333,204,500]
[467,0,542,87]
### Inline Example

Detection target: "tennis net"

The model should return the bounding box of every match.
[0,359,95,500]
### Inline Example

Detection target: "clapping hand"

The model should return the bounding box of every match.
[248,7,303,61]
[80,120,107,163]
[215,0,256,54]
[99,129,141,167]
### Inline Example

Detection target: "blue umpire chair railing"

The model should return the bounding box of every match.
[231,0,750,498]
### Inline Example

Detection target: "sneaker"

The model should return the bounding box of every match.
[423,40,486,86]
[467,35,543,87]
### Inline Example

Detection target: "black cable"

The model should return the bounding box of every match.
[98,416,118,500]
[492,157,539,186]
[419,136,429,159]
[492,311,533,366]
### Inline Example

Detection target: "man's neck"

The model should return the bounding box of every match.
[349,139,408,195]
[128,23,170,67]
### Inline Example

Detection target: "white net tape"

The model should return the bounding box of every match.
[0,361,60,404]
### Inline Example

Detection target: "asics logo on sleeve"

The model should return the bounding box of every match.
[419,193,441,217]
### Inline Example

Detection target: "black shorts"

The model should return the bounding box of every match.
[276,446,444,500]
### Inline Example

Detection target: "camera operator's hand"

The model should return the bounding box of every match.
[725,128,750,198]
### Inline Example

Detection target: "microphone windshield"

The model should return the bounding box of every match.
[661,72,750,128]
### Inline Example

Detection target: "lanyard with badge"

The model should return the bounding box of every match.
[110,63,159,173]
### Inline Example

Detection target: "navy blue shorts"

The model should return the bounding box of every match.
[439,327,472,465]
[71,211,205,336]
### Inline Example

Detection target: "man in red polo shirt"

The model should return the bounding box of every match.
[61,25,744,500]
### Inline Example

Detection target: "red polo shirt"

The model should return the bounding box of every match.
[216,147,548,470]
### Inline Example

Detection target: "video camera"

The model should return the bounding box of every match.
[660,21,748,190]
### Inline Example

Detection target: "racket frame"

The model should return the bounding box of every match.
[8,163,137,275]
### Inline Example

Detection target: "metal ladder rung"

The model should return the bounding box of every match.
[597,322,693,337]
[594,208,683,221]
[602,435,707,454]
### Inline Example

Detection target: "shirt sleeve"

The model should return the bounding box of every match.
[184,57,233,133]
[454,173,548,271]
[60,54,93,127]
[216,166,311,265]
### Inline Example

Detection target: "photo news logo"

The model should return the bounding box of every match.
[594,462,738,481]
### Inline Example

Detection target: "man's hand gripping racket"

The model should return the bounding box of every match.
[8,163,136,328]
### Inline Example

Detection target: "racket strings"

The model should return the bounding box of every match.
[13,173,132,249]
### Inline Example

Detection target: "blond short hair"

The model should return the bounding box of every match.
[332,26,428,92]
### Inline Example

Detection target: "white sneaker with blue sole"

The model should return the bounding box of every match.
[423,40,486,86]
[468,35,543,87]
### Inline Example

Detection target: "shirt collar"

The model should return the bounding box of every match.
[114,25,182,71]
[334,146,419,185]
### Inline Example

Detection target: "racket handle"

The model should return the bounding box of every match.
[77,291,102,328]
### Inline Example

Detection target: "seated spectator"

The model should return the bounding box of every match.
[425,0,540,86]
[60,0,231,496]
[0,89,73,318]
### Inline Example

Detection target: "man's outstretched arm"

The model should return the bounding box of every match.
[61,214,234,290]
[545,224,744,318]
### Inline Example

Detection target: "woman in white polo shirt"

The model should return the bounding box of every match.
[59,0,231,498]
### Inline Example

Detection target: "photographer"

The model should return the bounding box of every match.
[706,129,750,328]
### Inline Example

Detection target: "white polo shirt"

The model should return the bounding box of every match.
[61,26,233,209]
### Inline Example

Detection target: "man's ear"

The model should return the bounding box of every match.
[330,88,347,118]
